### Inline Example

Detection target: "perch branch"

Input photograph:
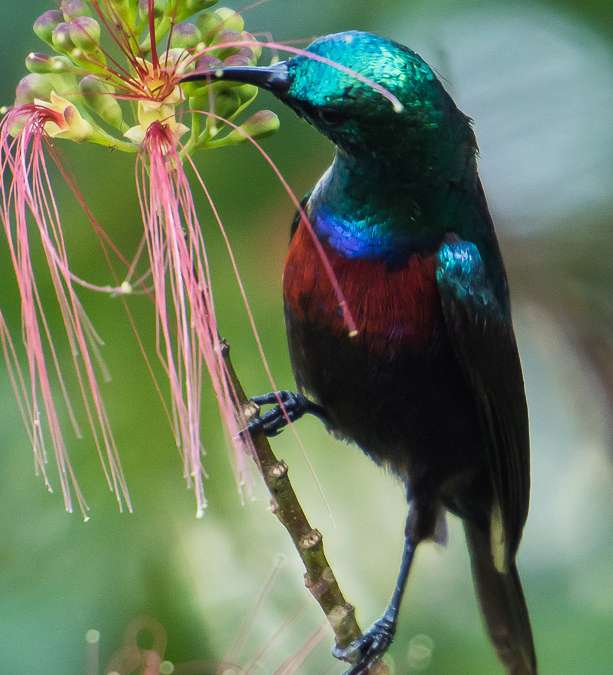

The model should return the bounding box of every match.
[221,339,388,674]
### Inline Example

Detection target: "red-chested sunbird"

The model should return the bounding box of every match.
[184,30,537,675]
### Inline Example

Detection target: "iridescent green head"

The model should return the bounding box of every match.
[184,31,474,163]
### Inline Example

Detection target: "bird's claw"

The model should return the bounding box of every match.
[245,390,326,437]
[333,617,396,675]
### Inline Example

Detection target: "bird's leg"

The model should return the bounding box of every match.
[246,390,328,436]
[333,496,418,675]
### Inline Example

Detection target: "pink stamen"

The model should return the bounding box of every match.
[137,121,256,515]
[0,106,132,516]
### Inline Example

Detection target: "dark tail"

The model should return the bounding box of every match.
[464,522,537,675]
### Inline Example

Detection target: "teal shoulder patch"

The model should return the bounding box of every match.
[436,239,500,316]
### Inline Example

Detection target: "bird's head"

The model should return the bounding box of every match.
[184,31,473,164]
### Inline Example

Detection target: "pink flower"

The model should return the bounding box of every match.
[0,104,129,517]
[136,120,254,517]
[0,0,278,516]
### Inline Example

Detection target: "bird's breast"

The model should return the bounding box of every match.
[283,221,441,353]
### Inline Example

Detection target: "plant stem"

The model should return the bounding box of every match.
[220,339,389,674]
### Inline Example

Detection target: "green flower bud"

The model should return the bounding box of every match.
[15,73,59,106]
[139,0,168,19]
[224,110,279,144]
[196,54,224,71]
[205,88,251,139]
[214,8,244,33]
[25,52,52,73]
[33,10,64,47]
[61,0,92,20]
[208,89,240,127]
[52,22,76,54]
[69,17,101,52]
[211,28,242,59]
[195,11,223,40]
[186,0,218,12]
[235,84,258,104]
[80,75,123,128]
[25,52,72,74]
[170,22,203,50]
[180,55,223,97]
[241,32,261,61]
[223,53,251,69]
[238,46,256,63]
[108,0,137,15]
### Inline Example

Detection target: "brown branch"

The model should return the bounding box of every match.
[221,339,388,674]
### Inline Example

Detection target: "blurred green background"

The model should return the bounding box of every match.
[1,0,613,673]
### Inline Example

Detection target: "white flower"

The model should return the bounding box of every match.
[34,91,93,142]
[123,59,189,144]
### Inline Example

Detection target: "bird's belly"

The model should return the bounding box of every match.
[283,224,488,514]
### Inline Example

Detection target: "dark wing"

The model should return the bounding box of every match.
[435,234,530,572]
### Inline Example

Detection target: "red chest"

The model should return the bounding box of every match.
[283,223,441,352]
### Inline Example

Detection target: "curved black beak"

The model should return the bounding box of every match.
[181,61,291,96]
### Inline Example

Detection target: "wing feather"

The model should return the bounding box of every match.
[436,234,530,571]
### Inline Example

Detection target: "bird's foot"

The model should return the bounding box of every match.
[245,390,327,437]
[332,617,396,675]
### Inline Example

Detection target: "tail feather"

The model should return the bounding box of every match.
[464,522,537,675]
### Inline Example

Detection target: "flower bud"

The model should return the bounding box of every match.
[211,28,242,59]
[61,0,92,20]
[214,8,244,33]
[52,22,76,54]
[170,22,202,50]
[238,46,256,63]
[205,89,240,137]
[236,84,258,104]
[186,0,218,12]
[108,0,136,15]
[223,54,251,69]
[224,110,279,144]
[26,52,72,74]
[26,52,52,73]
[195,11,223,40]
[15,73,56,106]
[139,0,168,19]
[195,54,224,71]
[80,75,123,128]
[210,89,240,123]
[69,17,101,52]
[241,32,261,61]
[180,55,224,97]
[33,10,64,47]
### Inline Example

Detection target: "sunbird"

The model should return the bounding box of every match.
[184,30,537,675]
